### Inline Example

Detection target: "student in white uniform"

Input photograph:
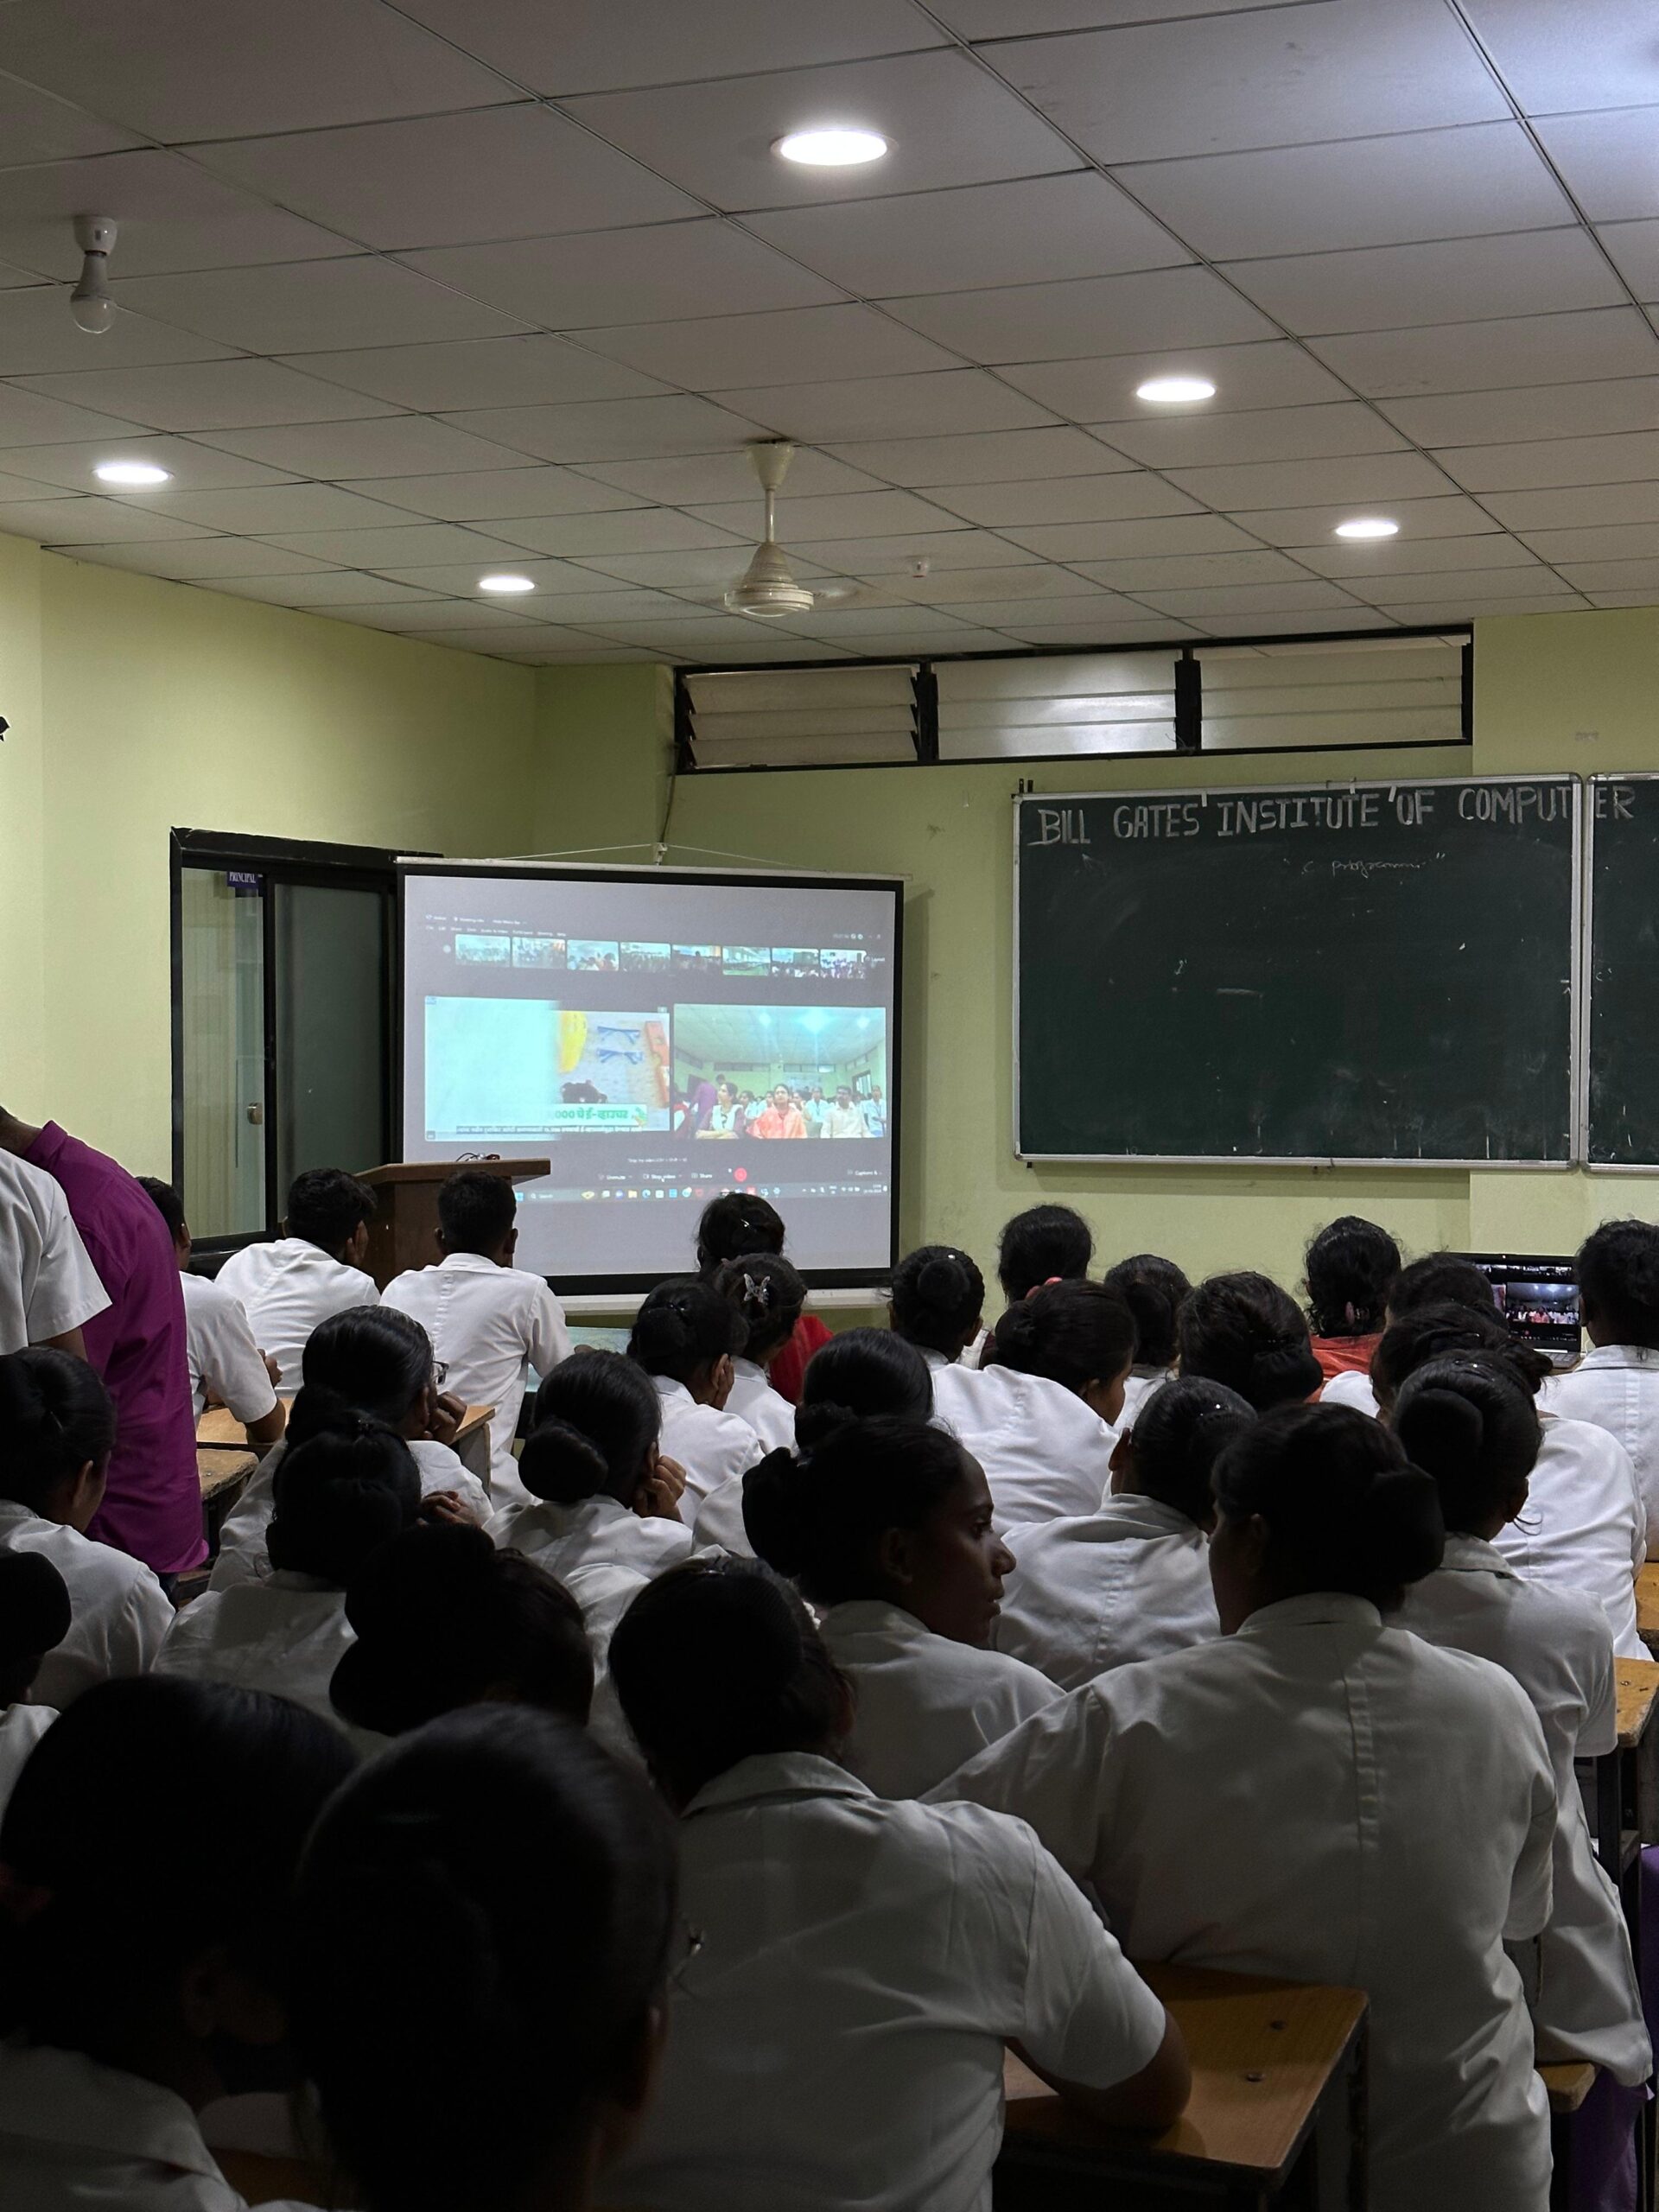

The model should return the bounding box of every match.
[0,1350,172,1707]
[0,1149,109,1358]
[1372,1303,1647,1658]
[746,1414,1059,1796]
[289,1706,676,2212]
[156,1416,419,1723]
[137,1178,283,1446]
[932,1280,1132,1529]
[0,1555,69,1825]
[628,1277,763,1504]
[961,1202,1096,1370]
[380,1168,571,1507]
[1545,1218,1659,1551]
[1178,1270,1324,1412]
[1321,1252,1502,1416]
[888,1243,984,1374]
[215,1166,379,1394]
[329,1522,594,1739]
[934,1401,1558,2212]
[212,1305,487,1592]
[0,1674,353,2212]
[995,1376,1250,1687]
[1103,1252,1189,1429]
[1391,1356,1649,2088]
[607,1557,1188,2212]
[712,1250,804,1452]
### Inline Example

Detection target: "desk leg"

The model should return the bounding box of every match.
[1598,1751,1624,1885]
[1281,2019,1368,2210]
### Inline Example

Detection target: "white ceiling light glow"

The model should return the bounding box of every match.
[775,127,888,167]
[478,574,536,594]
[1334,517,1400,540]
[94,459,171,486]
[1135,375,1217,404]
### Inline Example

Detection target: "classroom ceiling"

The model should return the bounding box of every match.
[0,0,1654,664]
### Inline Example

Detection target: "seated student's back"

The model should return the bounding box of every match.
[696,1192,827,1404]
[137,1178,283,1446]
[887,1246,985,1376]
[380,1168,571,1507]
[1321,1253,1499,1416]
[0,1350,172,1708]
[216,1168,379,1395]
[628,1278,762,1503]
[1103,1253,1189,1429]
[1303,1216,1401,1383]
[1178,1272,1323,1412]
[713,1252,804,1453]
[1543,1218,1659,1551]
[606,1559,1186,2212]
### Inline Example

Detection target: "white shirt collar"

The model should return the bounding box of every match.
[1235,1591,1383,1637]
[652,1375,694,1406]
[435,1250,502,1275]
[731,1357,767,1382]
[819,1598,930,1643]
[683,1750,874,1819]
[0,1498,48,1532]
[1437,1532,1516,1578]
[1575,1344,1659,1372]
[0,2044,223,2177]
[1092,1493,1203,1541]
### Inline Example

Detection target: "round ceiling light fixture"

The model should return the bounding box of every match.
[1334,517,1400,540]
[775,127,889,167]
[1135,375,1217,404]
[94,459,171,486]
[478,574,537,594]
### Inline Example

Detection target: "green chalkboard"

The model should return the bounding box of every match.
[1015,779,1580,1164]
[1586,774,1659,1166]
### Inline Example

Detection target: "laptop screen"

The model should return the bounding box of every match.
[1452,1253,1581,1364]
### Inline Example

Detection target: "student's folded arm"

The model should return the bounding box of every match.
[1014,2012,1191,2133]
[244,1398,287,1446]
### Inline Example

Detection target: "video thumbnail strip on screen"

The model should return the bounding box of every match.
[450,934,874,980]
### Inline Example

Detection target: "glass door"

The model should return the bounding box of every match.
[179,868,267,1239]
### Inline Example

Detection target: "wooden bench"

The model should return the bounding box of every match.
[198,1402,497,1486]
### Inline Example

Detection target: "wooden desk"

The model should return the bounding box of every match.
[996,1961,1368,2209]
[197,1402,496,1486]
[1586,1658,1659,1899]
[1636,1562,1659,1652]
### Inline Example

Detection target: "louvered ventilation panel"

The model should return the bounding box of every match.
[684,664,919,769]
[934,653,1179,760]
[1198,633,1466,753]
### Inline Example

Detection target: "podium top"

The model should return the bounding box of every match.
[357,1160,550,1188]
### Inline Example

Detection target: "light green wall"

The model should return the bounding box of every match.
[5,540,537,1174]
[536,607,1659,1294]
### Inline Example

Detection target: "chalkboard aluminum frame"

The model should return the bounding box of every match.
[1582,772,1659,1173]
[1012,775,1584,1170]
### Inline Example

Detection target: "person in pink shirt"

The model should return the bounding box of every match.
[748,1084,807,1141]
[0,1107,201,1581]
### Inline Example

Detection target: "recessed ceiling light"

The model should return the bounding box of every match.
[1135,375,1217,404]
[478,574,536,594]
[775,127,888,167]
[1334,517,1399,539]
[94,459,170,486]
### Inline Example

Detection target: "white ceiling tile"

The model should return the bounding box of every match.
[1432,430,1659,491]
[920,472,1201,525]
[1483,480,1659,531]
[995,0,1510,165]
[823,426,1128,485]
[359,467,652,522]
[1341,565,1570,606]
[392,623,557,654]
[708,371,1054,442]
[200,569,448,607]
[0,291,238,378]
[559,50,1077,210]
[0,0,513,141]
[744,173,1186,296]
[683,488,969,539]
[1512,522,1659,563]
[1378,378,1659,445]
[1221,230,1625,338]
[993,515,1261,559]
[194,105,700,251]
[934,0,1311,30]
[396,0,944,94]
[1598,223,1659,303]
[1554,558,1659,590]
[189,415,531,480]
[883,265,1274,365]
[575,304,961,390]
[0,149,350,283]
[1294,532,1547,577]
[400,221,843,328]
[1104,401,1407,470]
[251,521,537,565]
[1533,111,1659,221]
[0,79,143,167]
[1581,588,1659,607]
[1161,450,1455,508]
[0,468,75,500]
[118,482,423,533]
[0,493,213,543]
[890,564,1103,602]
[999,340,1351,422]
[1376,593,1586,619]
[1116,124,1573,258]
[0,432,301,493]
[12,359,399,430]
[283,335,668,412]
[1067,550,1313,589]
[0,385,143,444]
[488,511,748,556]
[111,258,529,356]
[436,395,768,462]
[1310,308,1659,398]
[58,537,340,579]
[772,602,982,637]
[899,594,1112,626]
[566,546,832,589]
[1230,494,1501,545]
[406,591,704,627]
[572,449,885,503]
[996,617,1205,645]
[306,599,519,632]
[787,530,1041,573]
[1458,0,1659,116]
[1128,580,1364,617]
[347,559,631,598]
[1185,609,1400,635]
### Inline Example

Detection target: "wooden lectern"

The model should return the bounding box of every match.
[357,1160,551,1289]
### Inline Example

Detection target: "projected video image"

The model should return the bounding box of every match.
[455,933,512,966]
[423,998,671,1135]
[673,1005,887,1138]
[569,940,620,973]
[673,944,721,974]
[722,946,770,977]
[620,942,671,973]
[512,935,565,969]
[772,947,821,977]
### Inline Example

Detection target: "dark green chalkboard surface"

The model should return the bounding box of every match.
[1587,774,1659,1166]
[1015,779,1579,1163]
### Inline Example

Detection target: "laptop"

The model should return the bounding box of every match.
[1452,1252,1581,1366]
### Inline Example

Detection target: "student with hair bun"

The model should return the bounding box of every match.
[630,1278,763,1505]
[1303,1216,1401,1383]
[744,1415,1058,1796]
[694,1192,829,1404]
[0,1554,70,1821]
[888,1244,985,1369]
[937,1401,1558,2212]
[1322,1251,1498,1414]
[211,1304,488,1592]
[0,1347,172,1707]
[1393,1357,1649,2095]
[1374,1302,1647,1659]
[607,1556,1186,2212]
[1546,1218,1659,1550]
[154,1416,420,1723]
[995,1377,1252,1687]
[1103,1254,1189,1429]
[714,1252,804,1452]
[1178,1272,1323,1412]
[931,1281,1135,1529]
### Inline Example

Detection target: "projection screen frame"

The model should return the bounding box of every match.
[395,856,904,1296]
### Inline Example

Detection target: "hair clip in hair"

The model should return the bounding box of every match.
[741,1271,772,1308]
[1024,1275,1065,1298]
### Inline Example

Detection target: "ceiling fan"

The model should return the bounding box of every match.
[721,439,874,617]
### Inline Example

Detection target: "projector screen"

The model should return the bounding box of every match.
[399,862,902,1292]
